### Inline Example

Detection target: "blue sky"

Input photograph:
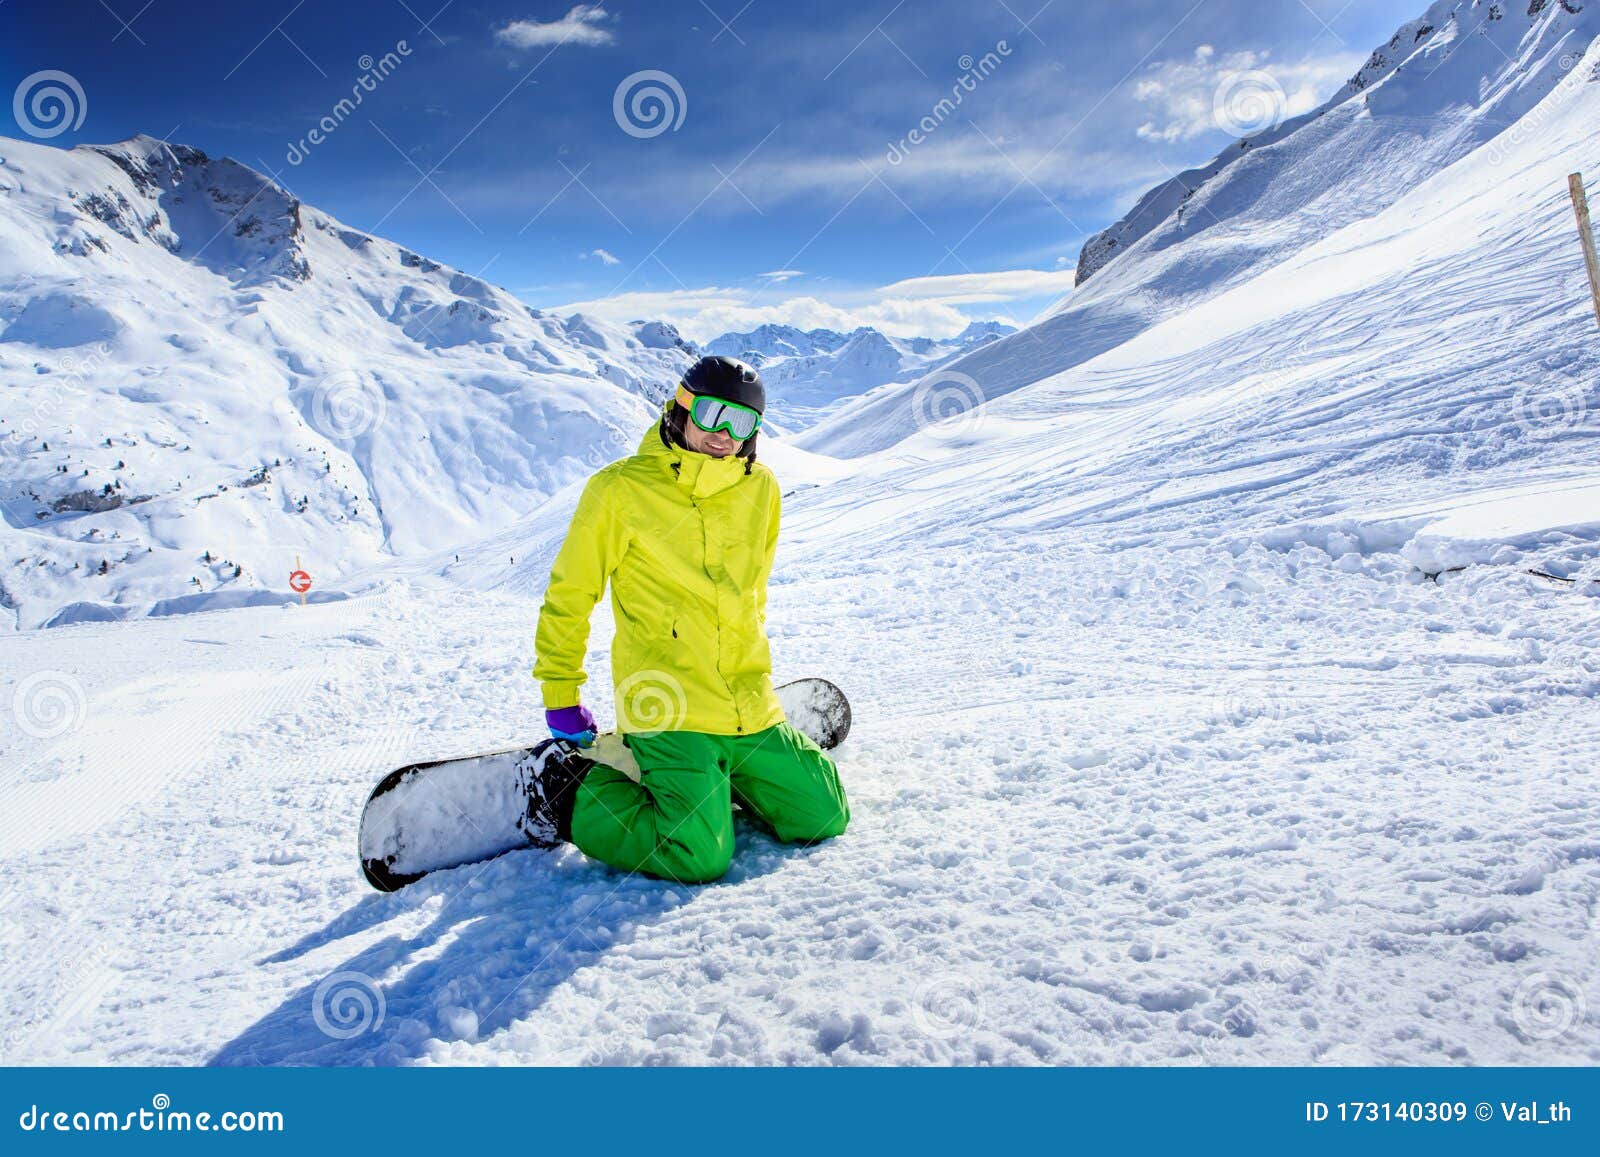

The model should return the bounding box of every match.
[4,0,1409,340]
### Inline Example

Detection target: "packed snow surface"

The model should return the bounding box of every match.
[1,0,1598,1066]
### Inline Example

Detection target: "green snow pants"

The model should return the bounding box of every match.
[570,721,850,883]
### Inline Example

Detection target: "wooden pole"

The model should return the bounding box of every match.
[1570,173,1600,331]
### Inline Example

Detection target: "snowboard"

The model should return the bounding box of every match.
[358,677,850,891]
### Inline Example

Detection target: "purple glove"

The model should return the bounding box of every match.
[546,704,598,747]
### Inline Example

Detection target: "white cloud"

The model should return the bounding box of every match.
[496,5,615,50]
[759,269,806,282]
[581,248,621,265]
[874,268,1076,304]
[551,267,1071,343]
[1131,44,1364,143]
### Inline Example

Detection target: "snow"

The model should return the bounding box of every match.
[1,0,1599,1066]
[1394,479,1600,576]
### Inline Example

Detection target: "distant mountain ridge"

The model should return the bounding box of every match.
[704,319,1017,429]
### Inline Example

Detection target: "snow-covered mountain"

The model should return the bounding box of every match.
[705,320,1015,430]
[797,0,1600,457]
[0,134,696,630]
[704,323,850,361]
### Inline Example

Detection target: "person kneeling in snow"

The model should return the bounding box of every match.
[523,355,850,883]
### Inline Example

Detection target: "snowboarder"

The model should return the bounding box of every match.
[524,356,850,883]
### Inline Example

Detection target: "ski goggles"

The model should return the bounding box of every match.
[676,383,762,440]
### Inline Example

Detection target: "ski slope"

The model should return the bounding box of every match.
[1,1,1598,1066]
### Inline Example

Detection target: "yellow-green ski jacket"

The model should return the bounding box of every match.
[533,412,784,736]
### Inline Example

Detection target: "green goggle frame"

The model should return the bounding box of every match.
[676,383,762,440]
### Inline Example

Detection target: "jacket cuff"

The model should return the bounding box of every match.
[540,679,583,709]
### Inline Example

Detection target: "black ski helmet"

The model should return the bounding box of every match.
[681,355,765,414]
[664,355,764,467]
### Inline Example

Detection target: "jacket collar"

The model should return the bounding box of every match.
[634,405,748,500]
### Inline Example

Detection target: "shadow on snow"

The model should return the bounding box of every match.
[210,829,808,1066]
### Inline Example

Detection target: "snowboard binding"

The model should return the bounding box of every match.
[514,738,595,847]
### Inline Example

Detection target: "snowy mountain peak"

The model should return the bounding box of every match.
[63,133,312,285]
[955,319,1018,343]
[1074,0,1594,286]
